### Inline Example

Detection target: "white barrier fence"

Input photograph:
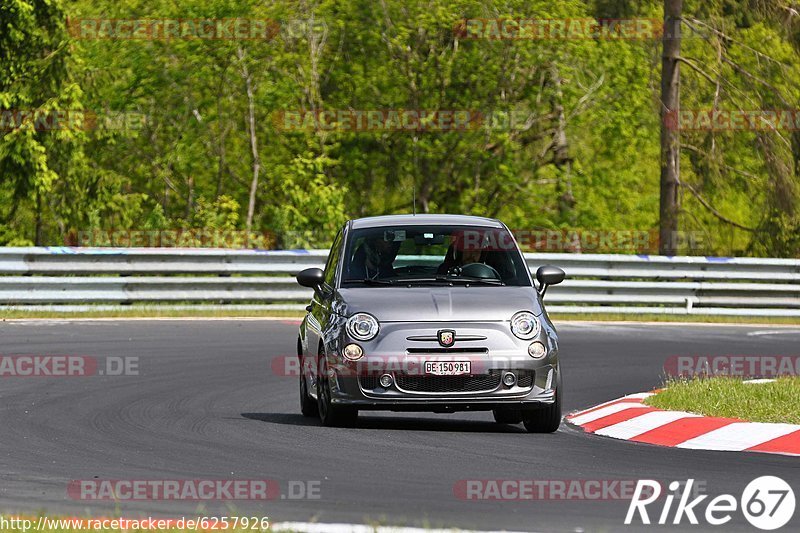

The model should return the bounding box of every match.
[0,247,798,316]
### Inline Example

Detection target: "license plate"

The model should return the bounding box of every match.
[424,361,471,376]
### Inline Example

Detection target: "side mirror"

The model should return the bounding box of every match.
[296,268,325,292]
[535,265,565,297]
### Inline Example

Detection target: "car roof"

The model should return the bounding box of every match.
[350,214,504,229]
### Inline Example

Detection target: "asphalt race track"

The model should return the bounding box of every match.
[1,319,799,532]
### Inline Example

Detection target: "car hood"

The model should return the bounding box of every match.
[335,286,543,322]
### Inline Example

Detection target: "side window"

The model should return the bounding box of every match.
[323,229,344,287]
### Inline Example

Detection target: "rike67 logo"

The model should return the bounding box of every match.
[626,477,795,530]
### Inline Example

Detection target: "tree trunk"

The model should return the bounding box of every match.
[550,64,575,226]
[792,130,800,208]
[659,0,682,255]
[239,47,260,234]
[215,84,229,199]
[35,189,43,246]
[185,176,194,220]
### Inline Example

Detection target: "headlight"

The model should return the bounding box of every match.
[528,341,547,359]
[510,311,540,340]
[343,343,364,361]
[346,313,380,341]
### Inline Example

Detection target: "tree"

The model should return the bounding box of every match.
[659,0,682,255]
[0,0,83,245]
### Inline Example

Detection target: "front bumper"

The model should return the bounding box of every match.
[329,363,558,412]
[323,319,558,411]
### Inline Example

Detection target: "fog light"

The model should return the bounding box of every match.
[528,341,547,359]
[379,374,393,388]
[343,343,364,361]
[502,372,517,387]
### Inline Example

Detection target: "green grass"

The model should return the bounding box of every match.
[644,376,800,424]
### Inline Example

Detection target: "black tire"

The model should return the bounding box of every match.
[299,356,318,417]
[522,374,562,433]
[492,408,523,424]
[316,354,358,428]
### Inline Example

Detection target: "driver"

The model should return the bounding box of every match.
[437,233,486,275]
[351,234,399,279]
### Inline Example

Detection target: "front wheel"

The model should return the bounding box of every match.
[316,354,358,428]
[522,374,562,433]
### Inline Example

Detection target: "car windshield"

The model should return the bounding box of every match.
[341,225,531,287]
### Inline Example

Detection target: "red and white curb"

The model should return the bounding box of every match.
[566,392,800,456]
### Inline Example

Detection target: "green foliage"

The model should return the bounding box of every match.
[0,0,84,244]
[0,0,799,255]
[267,152,347,249]
[143,204,168,230]
[192,195,240,230]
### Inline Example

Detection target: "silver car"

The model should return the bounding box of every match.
[295,214,565,431]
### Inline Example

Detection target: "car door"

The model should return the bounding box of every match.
[305,226,345,396]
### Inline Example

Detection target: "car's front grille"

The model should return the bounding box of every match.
[359,370,535,392]
[517,370,534,388]
[406,347,489,354]
[359,375,380,390]
[395,371,502,393]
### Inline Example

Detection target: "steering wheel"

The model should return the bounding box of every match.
[448,263,501,280]
[394,265,429,275]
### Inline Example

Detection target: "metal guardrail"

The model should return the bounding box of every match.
[0,247,798,316]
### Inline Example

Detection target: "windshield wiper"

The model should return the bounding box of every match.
[345,276,504,286]
[446,276,505,286]
[343,278,395,285]
[393,276,451,284]
[390,276,505,286]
